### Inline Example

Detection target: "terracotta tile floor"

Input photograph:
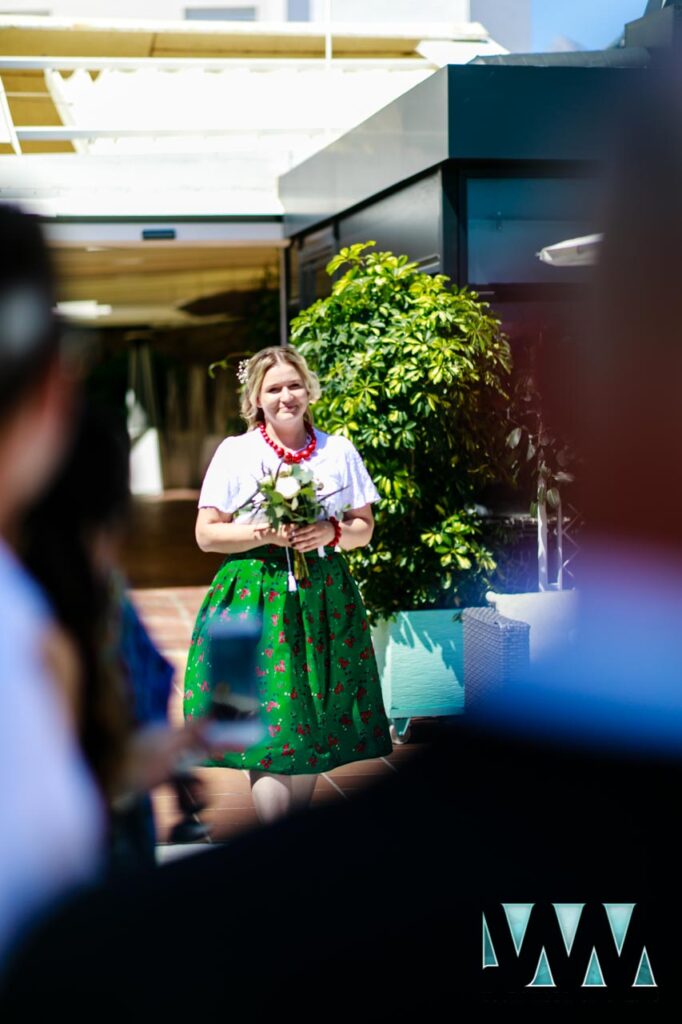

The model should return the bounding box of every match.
[130,585,429,847]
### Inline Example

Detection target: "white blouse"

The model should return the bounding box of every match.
[198,426,381,524]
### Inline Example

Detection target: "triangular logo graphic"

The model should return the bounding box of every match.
[553,904,585,955]
[527,947,555,987]
[482,914,498,968]
[633,947,657,987]
[502,903,534,955]
[582,948,606,987]
[603,903,635,955]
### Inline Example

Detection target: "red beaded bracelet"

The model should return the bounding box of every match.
[327,515,342,549]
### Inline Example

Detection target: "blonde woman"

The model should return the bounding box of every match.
[183,345,393,823]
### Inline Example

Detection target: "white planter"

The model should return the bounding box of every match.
[486,589,579,664]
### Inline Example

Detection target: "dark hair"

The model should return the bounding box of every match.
[47,398,131,534]
[20,399,133,802]
[0,204,60,427]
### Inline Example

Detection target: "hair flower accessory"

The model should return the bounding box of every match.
[236,359,250,385]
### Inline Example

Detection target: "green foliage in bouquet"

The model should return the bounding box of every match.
[240,462,322,527]
[290,241,513,623]
[239,462,349,581]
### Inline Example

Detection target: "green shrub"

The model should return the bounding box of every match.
[290,241,513,623]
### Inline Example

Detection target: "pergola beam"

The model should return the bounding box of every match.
[0,56,434,72]
[15,126,329,141]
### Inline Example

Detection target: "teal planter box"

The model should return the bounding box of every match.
[371,609,465,738]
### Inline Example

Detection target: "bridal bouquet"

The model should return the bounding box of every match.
[239,462,347,590]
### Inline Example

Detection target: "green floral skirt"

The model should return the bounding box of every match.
[183,544,394,774]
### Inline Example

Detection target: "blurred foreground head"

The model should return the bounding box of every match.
[549,59,682,551]
[473,61,682,756]
[0,204,71,529]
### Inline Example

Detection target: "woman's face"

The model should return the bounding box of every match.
[258,361,308,429]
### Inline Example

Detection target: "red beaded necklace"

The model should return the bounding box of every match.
[258,420,317,464]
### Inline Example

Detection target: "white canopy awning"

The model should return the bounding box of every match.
[0,15,507,219]
[0,16,508,326]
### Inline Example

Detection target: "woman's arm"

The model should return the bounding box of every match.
[291,504,375,553]
[337,504,374,550]
[195,507,291,554]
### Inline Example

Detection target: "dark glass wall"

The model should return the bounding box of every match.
[288,224,336,319]
[287,171,444,321]
[465,174,601,287]
[337,171,443,273]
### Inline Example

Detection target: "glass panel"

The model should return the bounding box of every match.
[467,177,600,286]
[338,172,442,270]
[299,227,335,306]
[287,0,310,18]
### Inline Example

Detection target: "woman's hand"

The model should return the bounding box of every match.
[290,520,336,553]
[253,522,293,547]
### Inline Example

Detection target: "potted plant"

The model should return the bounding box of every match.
[505,364,580,592]
[290,241,513,739]
[481,349,582,668]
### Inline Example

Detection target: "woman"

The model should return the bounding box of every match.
[184,345,394,823]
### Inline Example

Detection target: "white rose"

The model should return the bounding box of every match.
[275,476,301,499]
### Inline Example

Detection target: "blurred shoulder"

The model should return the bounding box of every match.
[0,538,52,634]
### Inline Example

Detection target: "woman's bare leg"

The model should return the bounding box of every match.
[289,773,317,811]
[247,770,317,823]
[247,769,291,824]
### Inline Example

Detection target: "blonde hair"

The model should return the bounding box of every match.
[239,345,321,430]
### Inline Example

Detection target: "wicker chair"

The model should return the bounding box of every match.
[462,606,530,707]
